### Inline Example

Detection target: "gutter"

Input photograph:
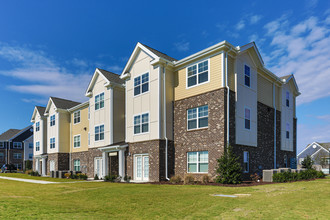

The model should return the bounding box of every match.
[163,64,169,181]
[225,46,233,146]
[273,83,277,169]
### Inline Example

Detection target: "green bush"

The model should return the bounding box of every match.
[184,174,194,184]
[216,145,242,184]
[301,155,314,170]
[94,174,99,180]
[169,175,182,184]
[123,175,131,183]
[28,171,40,176]
[273,170,325,183]
[76,173,88,180]
[104,174,121,182]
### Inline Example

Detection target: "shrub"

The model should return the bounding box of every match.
[64,173,71,179]
[202,175,210,184]
[104,174,121,182]
[94,174,99,180]
[216,145,242,184]
[184,174,194,184]
[170,175,182,184]
[77,173,88,180]
[28,171,40,176]
[250,173,261,182]
[301,155,314,170]
[273,169,325,183]
[25,160,32,170]
[123,175,131,183]
[316,171,326,178]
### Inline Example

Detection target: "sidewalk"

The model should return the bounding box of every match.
[0,176,57,184]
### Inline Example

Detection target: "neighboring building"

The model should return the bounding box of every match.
[297,142,330,167]
[23,135,34,170]
[0,126,34,170]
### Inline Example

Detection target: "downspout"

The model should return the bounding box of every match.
[225,47,233,147]
[69,111,72,171]
[163,64,169,181]
[273,83,277,169]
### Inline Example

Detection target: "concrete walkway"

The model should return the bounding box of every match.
[0,176,57,184]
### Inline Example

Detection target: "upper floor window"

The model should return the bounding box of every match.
[0,142,4,148]
[187,151,208,173]
[187,105,208,130]
[134,113,149,134]
[29,143,33,149]
[13,142,22,149]
[74,135,81,148]
[95,93,104,110]
[36,141,40,151]
[243,151,249,173]
[50,115,55,126]
[286,123,290,139]
[286,91,290,107]
[134,72,149,96]
[74,111,80,124]
[244,65,250,87]
[13,153,22,159]
[95,125,104,141]
[244,108,251,130]
[36,122,40,132]
[50,137,55,149]
[187,60,209,88]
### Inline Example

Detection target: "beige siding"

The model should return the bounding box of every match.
[228,55,235,91]
[33,111,47,156]
[257,74,273,107]
[71,106,89,153]
[165,67,174,140]
[174,53,223,101]
[59,112,70,153]
[113,88,125,144]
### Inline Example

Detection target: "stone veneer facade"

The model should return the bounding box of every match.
[47,153,69,175]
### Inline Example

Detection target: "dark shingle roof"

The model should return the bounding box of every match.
[50,97,81,110]
[97,68,125,85]
[0,129,21,141]
[36,106,46,115]
[319,142,330,150]
[280,75,292,81]
[141,43,177,62]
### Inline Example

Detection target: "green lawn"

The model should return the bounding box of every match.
[0,174,329,219]
[0,173,82,182]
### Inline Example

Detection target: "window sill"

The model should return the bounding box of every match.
[187,127,208,132]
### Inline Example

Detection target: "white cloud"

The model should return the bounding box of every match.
[297,123,330,153]
[0,43,91,103]
[235,20,245,30]
[106,64,122,73]
[250,15,262,24]
[174,41,190,52]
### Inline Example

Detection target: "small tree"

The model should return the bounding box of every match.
[216,145,242,184]
[301,155,314,170]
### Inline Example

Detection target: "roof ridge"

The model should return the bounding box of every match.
[140,43,177,62]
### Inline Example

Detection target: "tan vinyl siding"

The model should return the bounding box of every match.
[257,74,273,107]
[113,88,125,144]
[71,106,89,153]
[174,53,223,101]
[228,55,235,91]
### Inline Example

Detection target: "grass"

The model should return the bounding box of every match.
[0,174,329,219]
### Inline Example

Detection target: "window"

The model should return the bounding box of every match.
[74,135,81,148]
[95,125,104,141]
[13,142,22,149]
[95,93,104,110]
[187,151,208,173]
[187,60,209,87]
[244,65,250,87]
[36,141,40,151]
[29,143,33,149]
[134,113,149,134]
[13,153,22,159]
[286,123,290,139]
[15,164,22,170]
[50,137,55,149]
[286,91,290,107]
[134,72,149,96]
[50,115,55,126]
[29,154,33,160]
[0,153,4,160]
[244,108,251,130]
[74,159,81,171]
[74,111,80,124]
[0,142,4,148]
[36,122,40,132]
[243,151,249,173]
[284,155,288,168]
[187,105,208,130]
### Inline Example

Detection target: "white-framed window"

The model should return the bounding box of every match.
[187,151,208,173]
[95,93,104,110]
[88,132,90,146]
[13,153,22,159]
[286,123,290,139]
[95,125,104,141]
[15,164,22,170]
[134,72,149,96]
[74,111,80,124]
[284,155,288,168]
[29,154,33,160]
[36,122,40,132]
[134,113,149,134]
[36,141,40,151]
[187,105,208,130]
[286,91,290,107]
[13,142,22,149]
[50,137,55,149]
[243,151,249,173]
[74,159,81,172]
[0,152,4,160]
[187,60,209,88]
[244,65,250,87]
[74,135,81,148]
[244,108,251,130]
[0,142,4,148]
[50,115,55,126]
[29,143,33,149]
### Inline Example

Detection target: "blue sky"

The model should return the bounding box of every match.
[0,0,329,153]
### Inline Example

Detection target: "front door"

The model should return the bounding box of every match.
[94,157,103,179]
[50,160,55,172]
[134,155,149,181]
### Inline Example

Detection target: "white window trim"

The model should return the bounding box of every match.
[36,121,40,132]
[244,64,251,88]
[50,137,56,149]
[187,105,209,131]
[36,141,40,151]
[74,159,81,171]
[13,153,22,159]
[243,151,249,173]
[133,71,150,97]
[50,114,56,127]
[73,134,81,148]
[186,59,210,89]
[95,92,105,111]
[187,151,209,174]
[94,124,105,142]
[286,123,290,139]
[133,112,150,136]
[286,91,290,107]
[244,106,251,131]
[73,110,81,125]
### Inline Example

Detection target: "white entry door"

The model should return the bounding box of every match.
[50,160,55,172]
[94,157,103,179]
[134,155,149,181]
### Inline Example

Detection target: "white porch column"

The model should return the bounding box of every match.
[118,149,125,178]
[41,157,46,176]
[35,158,39,173]
[102,151,108,178]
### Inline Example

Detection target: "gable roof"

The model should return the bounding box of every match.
[0,129,21,141]
[85,68,124,97]
[280,75,291,81]
[140,43,177,62]
[31,106,47,122]
[297,141,330,157]
[8,125,33,141]
[36,106,46,115]
[45,97,81,114]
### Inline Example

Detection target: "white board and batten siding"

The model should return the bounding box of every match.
[281,83,294,151]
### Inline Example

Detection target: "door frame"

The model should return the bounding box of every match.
[134,154,149,181]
